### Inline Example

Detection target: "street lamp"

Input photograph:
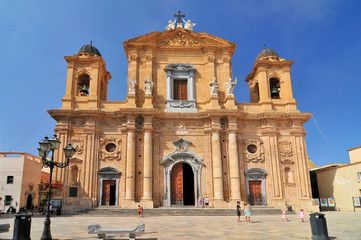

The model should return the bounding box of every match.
[38,134,77,240]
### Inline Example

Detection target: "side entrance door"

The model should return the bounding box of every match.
[171,163,183,205]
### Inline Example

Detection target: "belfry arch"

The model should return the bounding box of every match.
[161,138,204,207]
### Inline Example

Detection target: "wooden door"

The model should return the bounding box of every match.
[171,163,183,205]
[249,181,262,205]
[102,180,116,205]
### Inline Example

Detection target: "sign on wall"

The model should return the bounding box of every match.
[320,198,328,207]
[327,198,336,207]
[353,197,361,207]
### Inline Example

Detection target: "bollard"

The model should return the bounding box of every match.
[13,212,31,240]
[309,212,329,240]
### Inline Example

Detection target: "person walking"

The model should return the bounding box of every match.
[205,197,209,208]
[137,205,142,218]
[282,209,289,222]
[300,209,304,222]
[244,201,251,223]
[236,201,241,222]
[199,197,203,208]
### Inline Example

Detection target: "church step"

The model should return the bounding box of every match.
[76,206,288,216]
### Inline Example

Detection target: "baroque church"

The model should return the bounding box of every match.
[48,14,316,213]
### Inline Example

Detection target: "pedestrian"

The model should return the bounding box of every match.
[300,209,304,222]
[281,209,289,222]
[137,205,142,218]
[205,197,209,208]
[199,197,203,208]
[141,205,144,218]
[236,201,241,222]
[244,201,251,223]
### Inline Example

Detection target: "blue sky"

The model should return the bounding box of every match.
[0,0,360,167]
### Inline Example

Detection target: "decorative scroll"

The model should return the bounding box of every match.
[279,140,293,157]
[160,32,203,47]
[71,139,84,155]
[242,139,265,163]
[99,137,121,161]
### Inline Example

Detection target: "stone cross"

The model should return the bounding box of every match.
[174,10,185,23]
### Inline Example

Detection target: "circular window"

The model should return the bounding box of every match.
[105,143,116,152]
[247,144,257,154]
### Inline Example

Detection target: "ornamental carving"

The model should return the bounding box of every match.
[128,55,137,63]
[99,137,121,161]
[242,139,265,162]
[279,140,293,157]
[160,32,203,47]
[71,138,84,155]
[175,124,188,135]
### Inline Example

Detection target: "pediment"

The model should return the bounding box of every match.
[123,28,236,57]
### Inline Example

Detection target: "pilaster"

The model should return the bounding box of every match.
[211,118,224,200]
[125,116,136,201]
[227,118,241,200]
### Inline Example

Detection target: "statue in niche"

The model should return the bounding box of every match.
[144,76,154,95]
[225,77,237,95]
[208,77,219,95]
[128,77,137,94]
[165,19,176,30]
[71,165,79,183]
[182,19,196,31]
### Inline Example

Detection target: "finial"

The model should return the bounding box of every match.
[90,41,92,47]
[264,44,266,49]
[174,10,185,23]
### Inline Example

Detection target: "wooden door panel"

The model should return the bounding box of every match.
[249,181,262,204]
[171,163,183,205]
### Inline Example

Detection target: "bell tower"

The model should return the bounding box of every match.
[245,48,297,112]
[61,44,111,110]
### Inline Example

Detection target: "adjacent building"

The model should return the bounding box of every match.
[48,17,317,213]
[311,146,361,211]
[0,152,48,211]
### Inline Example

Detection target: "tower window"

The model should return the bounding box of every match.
[173,79,188,100]
[270,78,280,99]
[7,176,13,184]
[78,74,90,96]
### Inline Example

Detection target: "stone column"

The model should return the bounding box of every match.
[188,71,195,100]
[125,117,136,200]
[211,119,224,200]
[228,119,241,200]
[166,71,173,100]
[142,119,153,200]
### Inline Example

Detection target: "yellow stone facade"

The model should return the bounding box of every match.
[49,27,316,213]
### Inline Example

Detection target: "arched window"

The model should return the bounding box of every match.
[269,78,280,99]
[77,74,90,96]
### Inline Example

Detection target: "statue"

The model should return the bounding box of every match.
[225,77,237,95]
[182,19,196,31]
[165,19,176,30]
[128,77,137,94]
[144,76,154,95]
[208,77,219,95]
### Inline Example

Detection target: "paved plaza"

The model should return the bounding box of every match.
[1,211,361,239]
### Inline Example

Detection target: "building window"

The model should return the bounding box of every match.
[164,63,197,113]
[5,195,12,206]
[269,78,280,99]
[173,79,188,100]
[7,176,13,184]
[357,172,361,180]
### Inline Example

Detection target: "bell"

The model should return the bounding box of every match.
[271,86,279,95]
[80,84,89,95]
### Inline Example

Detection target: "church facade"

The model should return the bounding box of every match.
[48,18,316,213]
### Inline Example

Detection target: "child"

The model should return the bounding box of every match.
[244,201,251,223]
[199,197,203,208]
[205,197,209,208]
[300,209,304,222]
[282,209,289,222]
[141,205,144,218]
[137,205,142,218]
[236,201,241,222]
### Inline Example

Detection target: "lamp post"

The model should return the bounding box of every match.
[38,134,77,240]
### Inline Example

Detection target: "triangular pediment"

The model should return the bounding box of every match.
[123,28,236,57]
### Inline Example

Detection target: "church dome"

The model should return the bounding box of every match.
[255,48,278,61]
[78,44,102,57]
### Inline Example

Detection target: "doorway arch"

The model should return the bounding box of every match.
[171,162,195,206]
[98,167,121,206]
[161,138,204,207]
[245,168,267,205]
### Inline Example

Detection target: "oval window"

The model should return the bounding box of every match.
[247,144,257,154]
[105,143,116,153]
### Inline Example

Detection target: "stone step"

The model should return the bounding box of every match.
[77,206,289,216]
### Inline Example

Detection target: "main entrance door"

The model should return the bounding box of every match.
[249,180,262,205]
[102,180,116,206]
[171,163,195,206]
